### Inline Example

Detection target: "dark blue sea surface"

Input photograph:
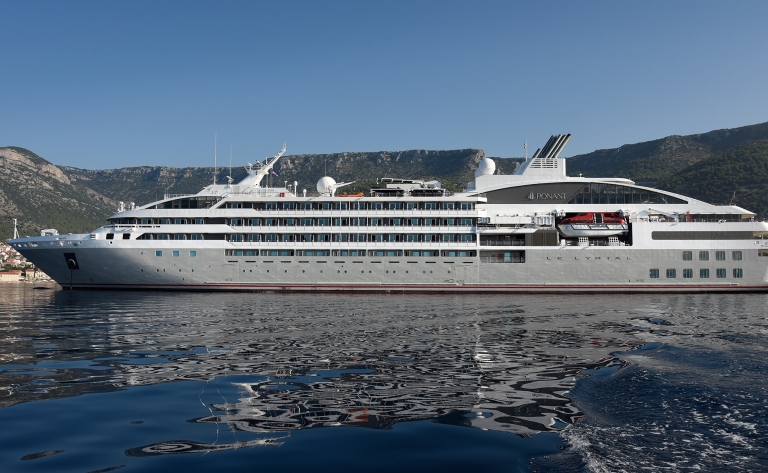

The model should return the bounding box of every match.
[1,285,767,472]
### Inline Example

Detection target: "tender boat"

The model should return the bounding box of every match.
[557,212,629,237]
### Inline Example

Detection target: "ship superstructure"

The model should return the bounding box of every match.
[11,136,768,292]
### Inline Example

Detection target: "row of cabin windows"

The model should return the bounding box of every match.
[227,233,476,243]
[682,251,742,261]
[230,218,475,227]
[223,249,477,257]
[154,251,197,257]
[226,202,475,210]
[650,268,744,279]
[567,184,687,205]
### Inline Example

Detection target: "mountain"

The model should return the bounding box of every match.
[657,140,768,216]
[566,121,768,185]
[4,120,768,240]
[0,147,117,240]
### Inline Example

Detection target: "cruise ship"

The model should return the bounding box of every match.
[10,135,768,292]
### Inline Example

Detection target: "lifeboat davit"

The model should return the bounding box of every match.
[557,212,628,237]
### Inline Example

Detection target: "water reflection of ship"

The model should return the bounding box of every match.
[182,353,617,438]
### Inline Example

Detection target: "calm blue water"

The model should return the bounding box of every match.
[1,285,767,472]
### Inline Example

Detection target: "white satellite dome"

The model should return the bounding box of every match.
[317,176,336,194]
[475,157,496,178]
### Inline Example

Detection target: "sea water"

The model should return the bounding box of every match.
[0,285,766,472]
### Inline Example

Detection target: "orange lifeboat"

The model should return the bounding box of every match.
[557,212,628,237]
[337,192,364,197]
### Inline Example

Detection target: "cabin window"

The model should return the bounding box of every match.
[460,203,473,210]
[406,234,419,242]
[732,251,742,261]
[388,202,401,210]
[300,219,312,226]
[442,218,456,226]
[316,218,330,226]
[300,203,312,210]
[264,234,278,242]
[106,234,114,240]
[716,268,726,278]
[173,234,186,240]
[283,203,295,210]
[424,202,437,210]
[699,251,709,261]
[683,269,693,278]
[172,251,180,257]
[190,251,197,257]
[423,218,436,227]
[734,268,743,278]
[265,203,278,210]
[352,202,366,210]
[369,218,381,226]
[157,234,169,240]
[228,234,243,242]
[283,218,295,226]
[682,251,692,261]
[715,251,726,261]
[160,219,170,224]
[760,250,768,257]
[370,203,383,210]
[191,234,203,240]
[666,269,676,278]
[442,203,455,210]
[406,203,415,210]
[193,219,204,224]
[649,269,660,279]
[442,234,456,242]
[155,251,162,256]
[123,234,130,240]
[410,218,419,226]
[700,269,710,278]
[460,234,474,242]
[459,219,473,226]
[352,218,366,226]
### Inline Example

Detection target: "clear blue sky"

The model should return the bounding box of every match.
[2,0,767,169]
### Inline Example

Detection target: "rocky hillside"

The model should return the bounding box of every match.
[0,147,117,240]
[567,121,768,185]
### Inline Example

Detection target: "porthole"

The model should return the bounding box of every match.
[448,270,451,274]
[303,270,305,273]
[393,271,396,274]
[179,269,182,272]
[344,270,347,273]
[284,270,287,273]
[361,270,364,273]
[430,271,433,274]
[320,270,323,273]
[386,270,389,273]
[338,270,341,273]
[267,270,270,273]
[423,271,426,274]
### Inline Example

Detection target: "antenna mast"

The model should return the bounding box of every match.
[524,137,528,161]
[13,218,18,240]
[214,133,217,185]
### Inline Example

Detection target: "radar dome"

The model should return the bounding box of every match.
[317,176,336,194]
[475,157,496,178]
